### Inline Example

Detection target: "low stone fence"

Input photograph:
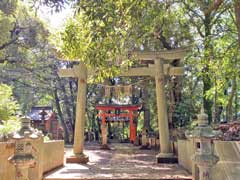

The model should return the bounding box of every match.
[42,140,64,173]
[0,140,64,180]
[0,142,15,180]
[178,139,240,180]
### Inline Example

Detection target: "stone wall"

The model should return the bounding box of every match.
[177,139,194,172]
[0,142,15,180]
[43,140,64,173]
[212,141,240,180]
[178,140,240,180]
[0,140,64,180]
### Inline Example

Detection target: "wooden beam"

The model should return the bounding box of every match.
[132,48,189,61]
[58,68,75,77]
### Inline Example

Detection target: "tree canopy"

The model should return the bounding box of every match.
[0,0,239,142]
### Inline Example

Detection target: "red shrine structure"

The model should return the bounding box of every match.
[96,104,141,146]
[28,106,62,140]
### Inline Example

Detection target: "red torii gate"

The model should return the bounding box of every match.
[96,104,141,149]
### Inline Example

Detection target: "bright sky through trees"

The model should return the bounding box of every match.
[37,4,73,29]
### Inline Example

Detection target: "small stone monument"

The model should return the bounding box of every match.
[186,107,220,180]
[39,109,47,134]
[8,117,41,180]
[140,128,149,149]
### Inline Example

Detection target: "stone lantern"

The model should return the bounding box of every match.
[186,107,220,180]
[39,109,47,134]
[8,117,41,180]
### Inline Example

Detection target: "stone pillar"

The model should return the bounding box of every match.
[69,62,89,163]
[155,59,175,163]
[141,128,148,149]
[101,112,110,150]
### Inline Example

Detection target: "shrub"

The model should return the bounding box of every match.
[0,120,20,141]
[0,84,19,121]
[0,84,20,141]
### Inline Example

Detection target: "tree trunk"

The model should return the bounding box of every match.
[170,75,183,127]
[203,13,213,123]
[54,88,70,144]
[234,0,240,120]
[235,81,238,120]
[142,82,151,130]
[69,80,76,128]
[212,77,218,123]
[226,78,237,121]
[168,79,175,128]
[235,0,240,47]
[60,80,74,133]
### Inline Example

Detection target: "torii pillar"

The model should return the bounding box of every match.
[58,62,89,163]
[129,48,188,163]
[155,59,175,163]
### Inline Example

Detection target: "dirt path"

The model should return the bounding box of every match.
[44,143,191,180]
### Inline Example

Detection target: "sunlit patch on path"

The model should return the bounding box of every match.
[44,143,191,180]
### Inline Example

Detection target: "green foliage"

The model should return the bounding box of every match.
[173,99,195,128]
[0,120,20,140]
[44,135,51,142]
[0,0,17,15]
[0,84,19,121]
[0,0,49,61]
[59,1,191,81]
[0,10,14,44]
[0,0,239,139]
[0,0,17,55]
[38,94,54,106]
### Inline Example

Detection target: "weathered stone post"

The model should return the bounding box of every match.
[8,117,41,180]
[58,62,89,163]
[186,107,220,180]
[72,62,89,162]
[140,128,148,149]
[155,59,175,163]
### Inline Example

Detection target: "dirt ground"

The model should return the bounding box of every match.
[44,142,191,180]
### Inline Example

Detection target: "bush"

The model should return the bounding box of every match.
[0,120,20,141]
[0,84,19,121]
[0,84,20,141]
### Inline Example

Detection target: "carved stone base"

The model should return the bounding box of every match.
[156,153,178,164]
[100,144,111,150]
[66,153,89,164]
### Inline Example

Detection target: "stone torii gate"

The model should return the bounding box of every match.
[126,48,186,163]
[58,62,89,163]
[58,48,188,163]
